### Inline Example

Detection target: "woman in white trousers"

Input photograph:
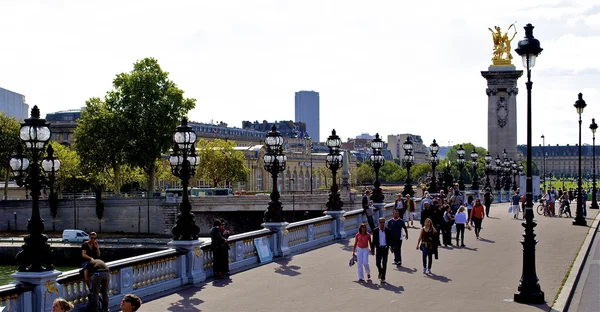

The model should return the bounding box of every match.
[352,223,374,282]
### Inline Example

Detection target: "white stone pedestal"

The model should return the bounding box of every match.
[11,270,62,312]
[262,222,290,257]
[168,240,206,284]
[324,210,347,239]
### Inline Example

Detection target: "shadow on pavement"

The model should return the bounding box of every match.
[395,266,418,274]
[426,273,452,283]
[486,216,501,220]
[478,238,495,243]
[355,280,404,293]
[516,302,551,311]
[456,246,478,251]
[167,286,204,312]
[274,257,302,277]
[211,276,232,287]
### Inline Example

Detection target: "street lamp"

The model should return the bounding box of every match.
[169,117,201,240]
[495,155,502,191]
[325,129,343,211]
[402,137,415,196]
[518,164,524,189]
[9,106,58,272]
[541,135,546,191]
[263,125,288,220]
[513,22,544,303]
[370,133,385,204]
[503,154,511,191]
[512,160,518,191]
[456,144,466,191]
[590,119,598,209]
[470,149,479,191]
[484,152,493,190]
[429,139,440,193]
[573,93,588,226]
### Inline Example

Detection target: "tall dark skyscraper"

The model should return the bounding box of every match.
[295,90,320,142]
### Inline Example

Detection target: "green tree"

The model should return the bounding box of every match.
[411,163,432,182]
[49,141,81,194]
[0,113,20,200]
[196,139,249,187]
[74,98,128,194]
[380,161,403,183]
[356,163,375,185]
[105,58,196,192]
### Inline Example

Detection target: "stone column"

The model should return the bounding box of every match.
[11,270,62,312]
[324,210,347,239]
[262,222,290,257]
[481,67,523,161]
[167,240,206,284]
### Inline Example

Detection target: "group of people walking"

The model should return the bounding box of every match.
[353,187,490,284]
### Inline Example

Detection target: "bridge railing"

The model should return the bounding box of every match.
[0,283,35,312]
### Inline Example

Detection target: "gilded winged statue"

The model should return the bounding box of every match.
[488,23,517,65]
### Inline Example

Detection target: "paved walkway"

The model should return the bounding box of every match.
[568,226,600,311]
[139,204,599,312]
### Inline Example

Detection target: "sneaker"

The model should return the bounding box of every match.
[428,269,432,274]
[392,261,398,265]
[423,268,427,274]
[378,272,382,280]
[358,279,365,282]
[367,274,371,279]
[380,279,386,284]
[397,262,402,266]
[461,244,466,247]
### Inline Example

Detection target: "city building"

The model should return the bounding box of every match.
[46,109,81,148]
[517,144,600,178]
[294,91,320,142]
[387,134,428,164]
[0,87,29,121]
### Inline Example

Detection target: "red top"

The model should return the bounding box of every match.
[355,232,371,249]
[470,204,485,219]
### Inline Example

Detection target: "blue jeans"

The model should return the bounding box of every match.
[420,244,433,269]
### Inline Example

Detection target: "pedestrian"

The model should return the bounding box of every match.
[430,200,444,245]
[81,231,100,267]
[404,194,416,227]
[420,201,431,227]
[421,191,432,213]
[352,223,373,282]
[449,189,462,214]
[582,189,588,218]
[120,294,142,312]
[362,190,376,231]
[442,204,454,246]
[394,193,404,220]
[470,198,485,239]
[511,189,521,219]
[386,210,409,266]
[466,195,474,224]
[454,206,468,247]
[51,298,74,312]
[483,187,493,217]
[83,259,109,312]
[416,218,437,274]
[210,220,229,279]
[371,217,392,284]
[219,219,231,276]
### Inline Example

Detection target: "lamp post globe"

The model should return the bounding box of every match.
[325,129,344,211]
[170,117,201,240]
[494,155,502,191]
[402,137,415,196]
[262,125,288,221]
[9,106,58,272]
[484,152,492,190]
[513,23,545,304]
[590,119,599,209]
[429,139,440,193]
[511,160,518,191]
[470,150,479,191]
[456,144,466,191]
[573,94,588,226]
[370,133,385,204]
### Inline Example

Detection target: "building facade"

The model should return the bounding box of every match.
[387,134,428,164]
[0,87,29,121]
[294,90,320,142]
[518,144,600,178]
[46,109,81,148]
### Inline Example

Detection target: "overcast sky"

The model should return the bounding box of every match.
[1,0,599,148]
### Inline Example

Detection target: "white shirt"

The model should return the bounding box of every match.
[395,199,404,209]
[378,228,387,246]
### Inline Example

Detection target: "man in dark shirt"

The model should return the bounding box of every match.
[371,217,392,284]
[84,259,109,312]
[386,210,408,266]
[81,231,100,267]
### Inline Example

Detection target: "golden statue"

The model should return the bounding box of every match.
[488,23,517,65]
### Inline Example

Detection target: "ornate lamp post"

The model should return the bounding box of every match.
[429,139,440,193]
[470,149,479,191]
[590,119,598,209]
[541,135,546,191]
[503,154,511,191]
[513,23,545,303]
[484,152,492,190]
[573,93,588,226]
[495,155,502,191]
[518,164,524,189]
[169,118,201,240]
[370,133,385,204]
[456,144,466,191]
[262,125,288,221]
[511,160,518,191]
[9,106,58,272]
[402,137,415,196]
[325,129,343,211]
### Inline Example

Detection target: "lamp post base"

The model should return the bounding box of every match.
[572,216,587,226]
[514,288,545,304]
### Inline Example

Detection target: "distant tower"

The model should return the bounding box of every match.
[295,91,320,142]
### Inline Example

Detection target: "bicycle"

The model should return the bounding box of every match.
[536,199,551,216]
[558,200,572,218]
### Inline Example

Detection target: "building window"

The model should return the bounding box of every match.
[257,171,263,191]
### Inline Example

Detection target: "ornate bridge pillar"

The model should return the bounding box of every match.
[481,66,523,161]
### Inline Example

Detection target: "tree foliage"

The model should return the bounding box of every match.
[105,58,196,191]
[196,139,249,187]
[356,163,375,185]
[0,113,20,199]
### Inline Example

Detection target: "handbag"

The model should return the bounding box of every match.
[508,205,513,213]
[349,254,357,267]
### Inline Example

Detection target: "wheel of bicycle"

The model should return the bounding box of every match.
[536,204,544,215]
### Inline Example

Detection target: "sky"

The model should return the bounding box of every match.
[1,0,599,148]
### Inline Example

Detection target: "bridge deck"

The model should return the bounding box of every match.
[142,204,597,312]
